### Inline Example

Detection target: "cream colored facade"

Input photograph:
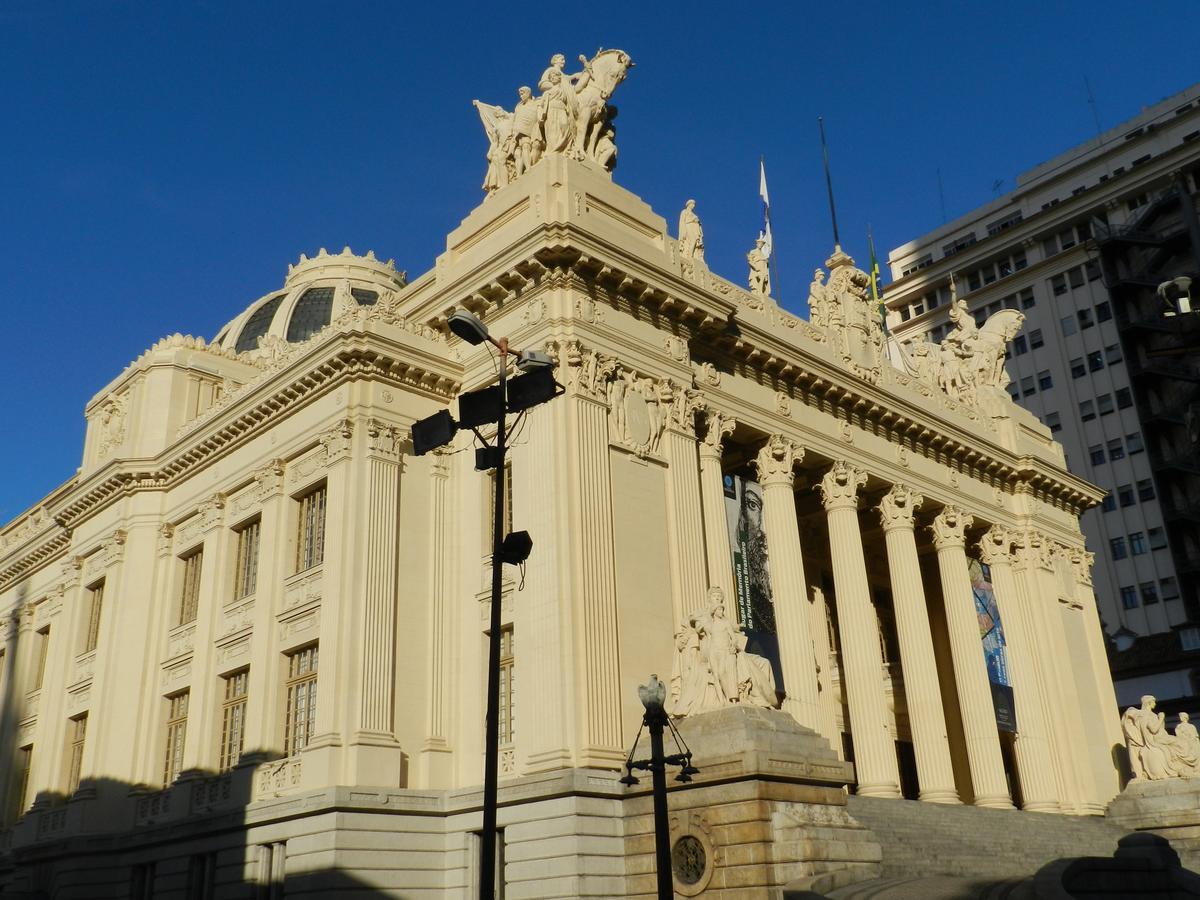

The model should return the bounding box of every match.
[0,132,1123,894]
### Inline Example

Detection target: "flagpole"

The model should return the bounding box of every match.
[818,117,840,249]
[761,155,781,299]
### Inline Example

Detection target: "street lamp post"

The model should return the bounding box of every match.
[620,674,700,900]
[411,310,558,900]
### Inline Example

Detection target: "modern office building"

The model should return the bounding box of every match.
[885,82,1200,713]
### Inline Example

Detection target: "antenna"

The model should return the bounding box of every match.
[1085,75,1103,143]
[818,117,841,248]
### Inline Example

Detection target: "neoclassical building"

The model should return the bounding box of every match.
[0,54,1124,898]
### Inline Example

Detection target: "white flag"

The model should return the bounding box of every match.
[758,158,773,259]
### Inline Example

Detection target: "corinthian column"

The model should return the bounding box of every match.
[819,461,901,798]
[751,435,819,730]
[931,507,1012,809]
[698,410,737,618]
[877,486,958,804]
[977,527,1058,811]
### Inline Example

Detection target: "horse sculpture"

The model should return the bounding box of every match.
[573,49,633,161]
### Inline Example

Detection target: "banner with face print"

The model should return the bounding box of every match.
[970,558,1016,732]
[723,472,783,689]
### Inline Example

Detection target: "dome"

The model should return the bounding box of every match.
[212,246,407,354]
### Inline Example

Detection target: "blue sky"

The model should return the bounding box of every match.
[1,0,1196,521]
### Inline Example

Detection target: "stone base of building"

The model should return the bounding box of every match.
[1107,776,1200,870]
[0,707,882,898]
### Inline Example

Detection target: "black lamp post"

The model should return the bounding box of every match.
[620,674,700,900]
[412,309,558,900]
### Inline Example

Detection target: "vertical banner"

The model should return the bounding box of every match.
[970,558,1016,732]
[723,473,784,690]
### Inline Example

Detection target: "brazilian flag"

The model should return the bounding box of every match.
[868,227,887,335]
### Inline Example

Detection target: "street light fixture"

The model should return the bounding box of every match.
[621,674,700,900]
[411,308,561,900]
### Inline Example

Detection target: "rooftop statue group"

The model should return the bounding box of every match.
[667,588,779,717]
[1123,694,1200,781]
[898,274,1025,404]
[473,50,633,194]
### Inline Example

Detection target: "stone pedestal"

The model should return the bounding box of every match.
[623,706,881,897]
[1107,778,1200,871]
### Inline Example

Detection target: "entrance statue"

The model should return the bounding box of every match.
[667,588,779,717]
[1122,695,1199,780]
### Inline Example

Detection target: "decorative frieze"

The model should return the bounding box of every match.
[256,757,303,800]
[216,635,251,666]
[220,598,255,638]
[82,529,127,579]
[283,569,322,610]
[165,623,196,660]
[160,661,191,688]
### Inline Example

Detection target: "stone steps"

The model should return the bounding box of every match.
[844,795,1128,881]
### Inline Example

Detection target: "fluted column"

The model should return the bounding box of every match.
[978,527,1058,811]
[808,582,841,749]
[751,436,819,730]
[698,410,737,619]
[1068,546,1125,795]
[663,391,708,625]
[931,507,1012,809]
[420,448,454,784]
[819,461,901,798]
[878,486,958,804]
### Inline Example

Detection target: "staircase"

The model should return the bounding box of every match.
[842,796,1128,881]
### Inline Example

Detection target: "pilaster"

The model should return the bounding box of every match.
[662,388,707,627]
[818,460,901,798]
[877,485,958,804]
[751,436,820,731]
[930,507,1012,809]
[420,448,456,785]
[977,527,1058,812]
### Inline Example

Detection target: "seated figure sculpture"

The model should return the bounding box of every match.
[1122,694,1200,780]
[667,588,779,716]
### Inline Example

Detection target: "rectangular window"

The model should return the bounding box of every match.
[1079,400,1095,421]
[1088,351,1105,372]
[1089,444,1106,465]
[1061,315,1077,337]
[1116,387,1133,409]
[1014,251,1028,272]
[1118,484,1135,507]
[67,713,88,794]
[296,485,327,573]
[1070,357,1086,378]
[1120,585,1139,609]
[1086,259,1102,281]
[83,581,104,653]
[1042,236,1059,258]
[1101,493,1117,512]
[1162,577,1181,601]
[967,271,982,292]
[1012,335,1028,355]
[1149,527,1168,550]
[1097,393,1115,416]
[220,669,249,771]
[284,645,319,756]
[1059,228,1076,250]
[1141,582,1159,604]
[1078,308,1095,329]
[163,691,189,787]
[1038,369,1053,390]
[178,549,204,627]
[1127,432,1144,454]
[1137,478,1156,501]
[1110,537,1128,560]
[11,745,32,823]
[233,519,261,600]
[1021,376,1036,397]
[1129,532,1147,555]
[498,626,515,746]
[1068,266,1085,289]
[1096,300,1112,322]
[1022,289,1037,310]
[1045,411,1062,433]
[1106,343,1123,364]
[1051,274,1068,295]
[33,627,49,691]
[1107,438,1125,461]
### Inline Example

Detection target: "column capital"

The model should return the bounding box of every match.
[817,460,866,510]
[699,409,736,457]
[1013,530,1056,571]
[930,506,973,549]
[977,526,1015,567]
[254,458,287,498]
[1068,547,1095,586]
[366,418,404,461]
[878,484,923,531]
[319,418,355,464]
[429,446,452,479]
[753,435,804,486]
